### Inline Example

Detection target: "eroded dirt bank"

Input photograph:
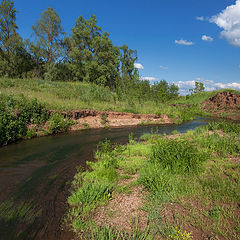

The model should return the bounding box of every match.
[202,91,240,120]
[49,109,173,130]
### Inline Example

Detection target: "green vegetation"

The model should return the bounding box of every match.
[0,93,73,146]
[0,0,180,102]
[67,121,240,239]
[1,0,240,149]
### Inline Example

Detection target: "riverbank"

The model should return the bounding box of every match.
[66,121,240,240]
[1,77,240,147]
[54,109,172,130]
[0,119,210,240]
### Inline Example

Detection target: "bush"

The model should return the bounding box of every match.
[0,94,49,145]
[47,113,73,134]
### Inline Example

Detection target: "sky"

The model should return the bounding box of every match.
[14,0,240,95]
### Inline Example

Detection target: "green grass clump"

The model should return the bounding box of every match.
[198,132,240,157]
[89,225,152,240]
[207,121,240,134]
[150,138,207,174]
[67,139,124,233]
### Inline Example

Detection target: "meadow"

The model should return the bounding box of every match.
[66,121,240,239]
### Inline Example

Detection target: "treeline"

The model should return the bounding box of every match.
[0,0,179,102]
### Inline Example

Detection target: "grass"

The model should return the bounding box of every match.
[67,121,240,239]
[0,77,207,120]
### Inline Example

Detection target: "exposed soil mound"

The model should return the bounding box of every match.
[202,91,240,111]
[202,92,240,120]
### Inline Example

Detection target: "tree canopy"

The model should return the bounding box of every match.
[0,2,179,102]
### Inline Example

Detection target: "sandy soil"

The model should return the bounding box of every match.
[51,109,173,130]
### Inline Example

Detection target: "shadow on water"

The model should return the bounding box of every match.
[0,118,210,240]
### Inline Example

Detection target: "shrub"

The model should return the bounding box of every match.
[0,94,49,145]
[47,113,73,134]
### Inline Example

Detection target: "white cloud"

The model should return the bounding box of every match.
[210,0,240,47]
[175,39,194,46]
[134,63,144,69]
[202,35,214,42]
[196,16,205,21]
[141,77,159,82]
[174,78,240,95]
[159,65,168,70]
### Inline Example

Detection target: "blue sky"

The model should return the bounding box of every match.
[14,0,240,94]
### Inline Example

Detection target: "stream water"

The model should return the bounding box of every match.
[0,118,209,240]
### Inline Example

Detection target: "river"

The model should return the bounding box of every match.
[0,118,209,240]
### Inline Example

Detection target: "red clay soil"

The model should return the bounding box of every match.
[49,109,172,130]
[201,91,240,120]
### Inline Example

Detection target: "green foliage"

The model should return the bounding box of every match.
[207,121,240,134]
[169,227,193,240]
[189,81,205,94]
[150,138,207,174]
[69,15,120,88]
[32,7,65,63]
[89,225,152,240]
[67,139,123,233]
[44,62,72,82]
[0,0,32,78]
[0,93,48,145]
[152,80,179,103]
[67,122,240,239]
[47,112,73,134]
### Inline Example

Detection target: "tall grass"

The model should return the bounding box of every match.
[207,121,240,134]
[67,139,124,233]
[0,78,201,122]
[150,138,207,174]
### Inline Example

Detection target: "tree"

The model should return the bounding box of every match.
[32,7,65,64]
[69,15,120,87]
[0,0,23,77]
[0,0,17,56]
[190,81,205,94]
[68,15,102,81]
[151,80,179,103]
[117,44,138,95]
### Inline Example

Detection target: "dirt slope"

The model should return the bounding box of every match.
[49,109,172,130]
[202,91,240,120]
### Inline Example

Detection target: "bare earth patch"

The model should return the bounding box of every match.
[49,109,172,130]
[94,173,147,232]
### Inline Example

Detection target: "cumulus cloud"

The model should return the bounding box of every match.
[174,78,240,95]
[210,0,240,47]
[134,63,144,69]
[159,65,168,70]
[196,16,205,21]
[202,35,214,42]
[175,39,194,46]
[141,77,159,82]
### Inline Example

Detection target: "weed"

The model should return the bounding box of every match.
[101,113,108,125]
[169,227,193,240]
[83,122,90,128]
